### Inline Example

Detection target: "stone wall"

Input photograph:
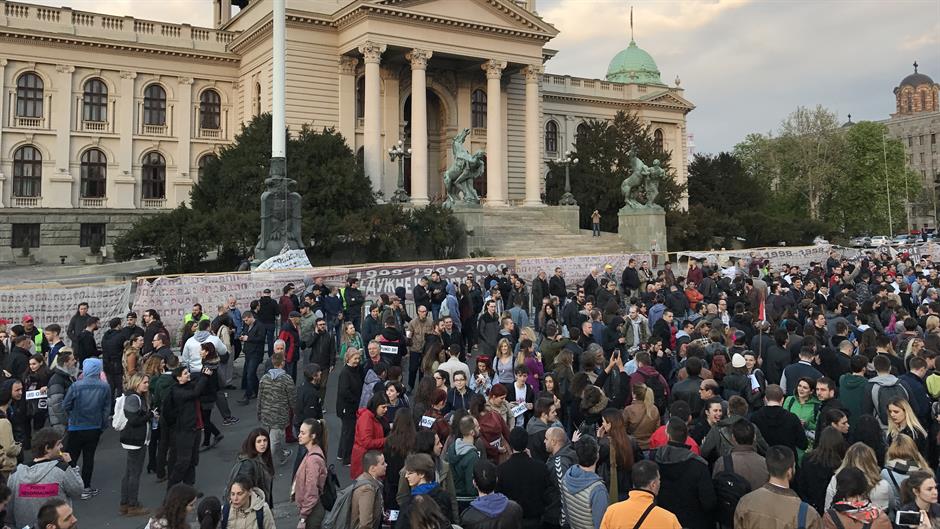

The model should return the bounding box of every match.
[0,208,158,264]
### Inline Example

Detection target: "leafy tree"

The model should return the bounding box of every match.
[687,152,768,220]
[116,114,464,270]
[544,111,686,231]
[113,204,213,273]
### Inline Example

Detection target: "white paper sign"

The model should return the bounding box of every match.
[489,437,501,449]
[255,249,313,271]
[380,344,399,356]
[26,389,46,400]
[419,415,436,429]
[510,402,528,418]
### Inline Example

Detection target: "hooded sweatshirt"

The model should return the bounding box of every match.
[7,458,84,527]
[561,465,607,529]
[181,330,227,371]
[257,368,295,430]
[225,487,276,529]
[446,438,481,500]
[444,283,461,331]
[460,492,524,529]
[358,368,382,409]
[62,358,110,431]
[839,372,869,425]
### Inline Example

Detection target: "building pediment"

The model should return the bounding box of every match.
[640,90,695,110]
[337,0,558,42]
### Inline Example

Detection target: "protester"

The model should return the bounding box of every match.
[147,483,199,529]
[460,459,523,529]
[34,498,79,529]
[6,428,83,527]
[734,445,822,529]
[61,357,110,499]
[497,427,556,529]
[257,351,295,465]
[599,460,681,529]
[162,365,210,489]
[350,450,386,529]
[225,476,276,529]
[824,468,892,529]
[118,372,154,517]
[226,428,275,509]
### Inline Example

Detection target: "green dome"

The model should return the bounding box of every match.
[606,40,664,85]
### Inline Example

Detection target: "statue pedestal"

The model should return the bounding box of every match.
[450,204,484,254]
[543,205,580,234]
[618,208,667,252]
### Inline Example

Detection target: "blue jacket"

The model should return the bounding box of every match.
[228,307,243,336]
[62,358,111,431]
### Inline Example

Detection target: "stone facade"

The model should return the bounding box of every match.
[0,0,692,263]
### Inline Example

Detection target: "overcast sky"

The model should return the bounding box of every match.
[28,0,940,154]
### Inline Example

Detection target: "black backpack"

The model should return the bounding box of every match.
[713,455,752,527]
[313,452,341,511]
[641,371,667,416]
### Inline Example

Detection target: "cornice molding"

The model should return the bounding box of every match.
[542,92,694,114]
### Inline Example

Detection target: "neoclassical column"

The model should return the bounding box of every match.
[114,71,137,208]
[483,59,506,206]
[175,77,194,207]
[359,41,386,195]
[523,64,543,206]
[337,56,358,150]
[407,48,432,206]
[0,59,6,206]
[48,64,75,208]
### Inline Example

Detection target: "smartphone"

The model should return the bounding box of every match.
[896,511,921,526]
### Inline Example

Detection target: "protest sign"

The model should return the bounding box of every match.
[0,282,132,345]
[255,249,313,271]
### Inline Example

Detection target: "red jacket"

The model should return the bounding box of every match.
[350,407,385,479]
[476,410,510,462]
[648,425,701,455]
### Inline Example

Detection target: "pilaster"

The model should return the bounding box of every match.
[483,59,506,206]
[359,41,386,195]
[337,56,358,150]
[174,76,194,206]
[47,64,75,208]
[115,70,137,208]
[408,49,432,206]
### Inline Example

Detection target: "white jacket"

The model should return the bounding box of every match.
[181,331,227,371]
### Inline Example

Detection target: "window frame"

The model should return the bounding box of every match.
[143,84,167,126]
[80,148,107,198]
[79,223,107,248]
[15,73,44,118]
[471,89,487,128]
[141,151,166,199]
[544,120,558,154]
[12,145,42,197]
[199,89,222,130]
[653,129,664,152]
[82,78,108,123]
[11,224,40,249]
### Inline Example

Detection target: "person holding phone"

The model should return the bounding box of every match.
[898,470,939,529]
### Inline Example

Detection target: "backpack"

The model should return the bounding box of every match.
[312,451,341,511]
[112,394,128,431]
[641,371,667,416]
[220,502,263,529]
[713,455,752,527]
[322,478,379,529]
[870,379,910,426]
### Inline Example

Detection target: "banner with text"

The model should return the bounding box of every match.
[0,282,132,345]
[516,253,652,284]
[255,249,313,271]
[349,258,516,300]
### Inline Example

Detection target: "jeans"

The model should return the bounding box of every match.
[305,502,325,529]
[147,424,161,475]
[592,223,600,236]
[167,429,200,489]
[408,350,423,390]
[243,351,263,398]
[66,428,101,488]
[262,322,276,356]
[121,447,146,506]
[201,405,221,446]
[215,390,233,419]
[432,303,442,321]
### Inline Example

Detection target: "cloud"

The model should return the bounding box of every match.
[899,24,940,51]
[26,0,214,27]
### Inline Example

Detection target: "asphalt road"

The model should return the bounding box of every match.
[67,356,349,529]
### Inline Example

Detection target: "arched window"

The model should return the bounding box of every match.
[200,89,222,130]
[544,120,558,153]
[13,146,42,197]
[471,89,487,128]
[143,84,167,126]
[654,128,664,152]
[197,153,217,181]
[922,91,928,112]
[142,151,166,199]
[80,149,107,198]
[355,76,365,120]
[82,78,108,122]
[907,93,913,113]
[576,123,589,140]
[16,73,43,118]
[254,82,262,116]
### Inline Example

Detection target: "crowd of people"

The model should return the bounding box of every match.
[5,248,940,528]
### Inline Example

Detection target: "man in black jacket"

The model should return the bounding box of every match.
[343,278,365,332]
[413,276,432,314]
[5,334,32,381]
[255,289,279,357]
[461,459,524,529]
[497,427,557,529]
[549,267,567,304]
[749,384,807,456]
[141,309,166,356]
[237,311,266,404]
[428,271,447,320]
[621,259,641,299]
[100,317,128,401]
[653,418,717,529]
[163,366,209,489]
[73,317,99,364]
[307,318,334,402]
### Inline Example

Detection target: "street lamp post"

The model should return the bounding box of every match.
[558,150,578,206]
[389,139,411,204]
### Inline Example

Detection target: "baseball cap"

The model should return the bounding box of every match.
[263,288,271,294]
[289,311,301,318]
[22,314,33,323]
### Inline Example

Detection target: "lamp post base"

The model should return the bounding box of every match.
[390,187,411,204]
[558,192,578,206]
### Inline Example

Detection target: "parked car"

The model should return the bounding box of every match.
[892,234,915,246]
[870,235,891,247]
[849,236,872,248]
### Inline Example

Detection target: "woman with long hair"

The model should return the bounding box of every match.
[351,391,389,479]
[198,342,223,449]
[339,321,363,365]
[421,343,447,379]
[899,470,940,529]
[397,429,458,515]
[825,442,892,511]
[515,338,543,393]
[470,391,511,463]
[814,408,849,448]
[407,494,451,529]
[385,381,410,424]
[795,426,847,513]
[469,355,493,395]
[493,338,515,384]
[826,468,893,529]
[885,397,928,455]
[147,483,199,529]
[384,408,417,511]
[225,477,276,529]
[782,376,821,459]
[624,384,660,449]
[537,303,558,336]
[337,347,364,466]
[211,311,234,388]
[24,353,49,432]
[122,336,143,377]
[597,408,638,502]
[883,433,931,509]
[226,428,275,508]
[120,372,154,517]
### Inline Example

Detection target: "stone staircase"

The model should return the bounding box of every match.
[458,206,635,257]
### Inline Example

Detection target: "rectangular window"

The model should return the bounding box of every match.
[909,137,914,147]
[920,135,925,145]
[921,153,926,164]
[11,224,40,249]
[933,134,936,145]
[79,223,106,248]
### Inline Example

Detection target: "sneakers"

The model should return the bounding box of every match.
[222,417,240,426]
[81,488,99,500]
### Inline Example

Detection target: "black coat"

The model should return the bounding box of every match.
[4,346,30,381]
[101,328,127,370]
[496,452,556,527]
[654,442,717,529]
[762,345,791,386]
[294,380,322,426]
[308,331,335,369]
[74,330,99,363]
[242,322,266,356]
[119,390,153,447]
[255,296,278,324]
[336,364,363,418]
[583,274,599,300]
[396,482,454,529]
[794,453,838,513]
[622,267,641,292]
[750,405,807,454]
[549,275,567,301]
[142,320,167,356]
[162,376,207,432]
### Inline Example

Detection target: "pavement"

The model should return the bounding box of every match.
[67,355,349,529]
